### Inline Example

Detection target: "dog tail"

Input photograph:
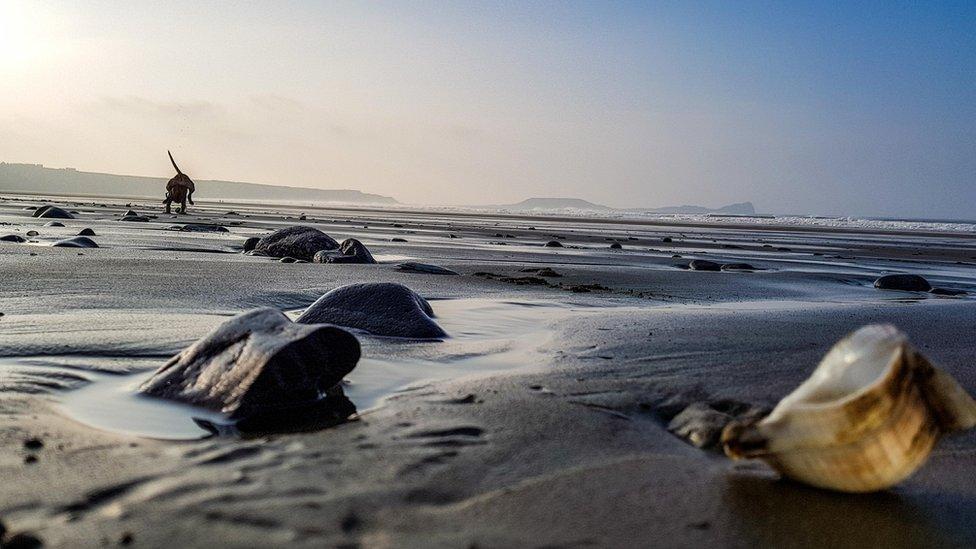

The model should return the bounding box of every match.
[167,150,183,175]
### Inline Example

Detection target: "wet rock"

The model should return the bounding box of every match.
[609,242,622,249]
[122,209,139,217]
[279,256,298,263]
[120,215,150,222]
[667,403,733,449]
[77,228,96,236]
[688,259,721,272]
[313,238,376,264]
[139,308,360,420]
[242,237,260,253]
[544,240,564,248]
[52,236,98,248]
[0,234,26,243]
[391,237,408,242]
[721,263,755,271]
[3,531,44,549]
[297,282,446,338]
[32,205,74,219]
[535,267,562,278]
[26,231,39,237]
[23,438,43,450]
[43,221,64,228]
[395,262,459,275]
[253,226,339,261]
[874,274,932,292]
[177,224,229,233]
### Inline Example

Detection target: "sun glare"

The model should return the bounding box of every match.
[0,1,51,70]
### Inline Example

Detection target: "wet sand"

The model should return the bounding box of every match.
[1,193,975,547]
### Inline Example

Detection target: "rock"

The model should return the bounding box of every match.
[874,274,932,292]
[23,438,43,450]
[32,205,74,219]
[122,209,139,217]
[535,267,562,278]
[688,259,721,272]
[662,237,673,243]
[721,263,755,271]
[930,287,967,296]
[667,403,733,449]
[242,237,261,253]
[253,226,339,261]
[178,224,229,232]
[0,234,26,243]
[52,236,98,248]
[43,221,64,227]
[609,242,622,249]
[299,214,307,220]
[395,262,459,275]
[391,237,408,242]
[139,308,360,420]
[3,531,44,549]
[313,238,376,264]
[120,215,150,222]
[544,240,563,248]
[26,231,39,237]
[297,282,446,338]
[77,228,96,236]
[280,256,298,263]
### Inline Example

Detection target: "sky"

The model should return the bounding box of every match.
[0,1,973,218]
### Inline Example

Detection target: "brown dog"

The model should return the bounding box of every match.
[163,151,196,214]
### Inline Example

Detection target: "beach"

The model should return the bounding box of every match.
[1,193,975,548]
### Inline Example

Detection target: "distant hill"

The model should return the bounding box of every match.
[0,162,398,205]
[500,197,610,210]
[494,197,756,215]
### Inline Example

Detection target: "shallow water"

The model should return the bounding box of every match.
[56,298,579,440]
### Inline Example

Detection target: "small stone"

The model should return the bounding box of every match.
[77,228,96,236]
[609,242,622,249]
[544,241,563,248]
[688,259,721,272]
[874,274,932,292]
[662,237,673,243]
[279,256,298,263]
[395,262,459,275]
[26,231,39,237]
[23,438,43,450]
[391,237,408,242]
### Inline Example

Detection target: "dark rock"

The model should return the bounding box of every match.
[536,267,561,278]
[32,205,74,219]
[225,211,239,216]
[178,224,229,233]
[313,238,376,264]
[565,283,611,293]
[253,226,339,261]
[242,237,261,253]
[930,287,967,296]
[297,282,446,338]
[395,262,459,275]
[279,256,298,263]
[23,438,43,450]
[43,221,64,227]
[544,240,564,248]
[391,237,408,242]
[120,215,150,222]
[140,308,360,420]
[721,263,755,271]
[122,209,139,217]
[688,259,721,272]
[77,228,96,236]
[52,236,98,248]
[0,234,26,243]
[662,237,673,243]
[4,531,43,549]
[26,231,38,237]
[299,214,307,220]
[609,242,622,249]
[874,274,932,292]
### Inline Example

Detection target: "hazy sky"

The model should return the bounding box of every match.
[1,1,973,217]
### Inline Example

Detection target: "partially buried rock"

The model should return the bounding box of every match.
[178,224,229,233]
[609,242,622,249]
[52,236,98,248]
[313,238,376,264]
[930,287,967,296]
[297,282,446,338]
[721,263,755,272]
[139,308,360,420]
[280,256,298,263]
[32,205,74,219]
[43,221,64,227]
[391,237,408,243]
[77,228,96,236]
[688,259,721,271]
[0,234,26,243]
[253,226,339,261]
[667,401,768,451]
[26,231,38,237]
[395,262,459,275]
[242,237,260,253]
[874,274,932,292]
[544,240,564,248]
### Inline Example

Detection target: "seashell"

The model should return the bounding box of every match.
[722,324,976,493]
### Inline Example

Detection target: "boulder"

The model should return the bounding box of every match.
[874,274,932,292]
[395,262,459,275]
[544,240,564,248]
[688,259,721,272]
[52,236,98,248]
[296,282,446,338]
[32,205,74,219]
[77,228,97,236]
[139,308,360,420]
[253,226,339,261]
[0,234,26,243]
[313,238,376,264]
[242,237,261,253]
